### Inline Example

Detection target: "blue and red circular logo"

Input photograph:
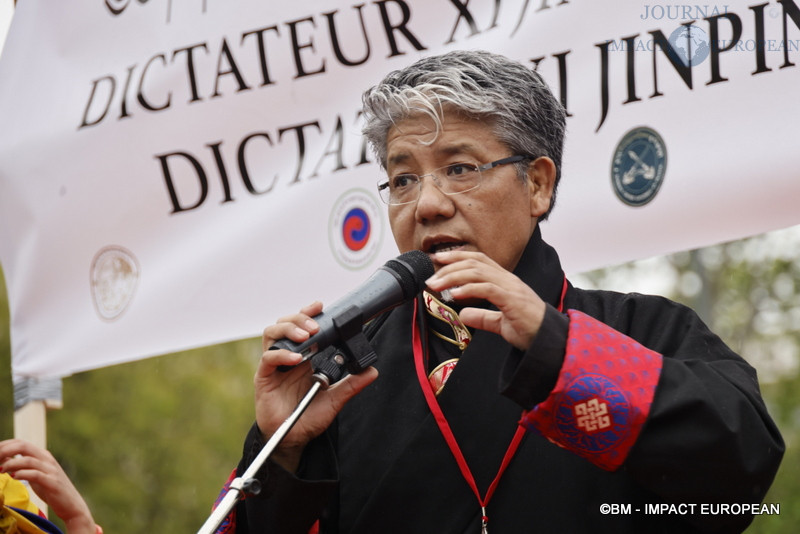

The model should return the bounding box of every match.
[329,189,384,269]
[342,207,371,251]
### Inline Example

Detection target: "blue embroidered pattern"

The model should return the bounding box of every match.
[553,374,632,454]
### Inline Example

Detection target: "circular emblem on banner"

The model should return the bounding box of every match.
[90,246,140,321]
[668,24,711,67]
[329,188,384,269]
[611,126,667,207]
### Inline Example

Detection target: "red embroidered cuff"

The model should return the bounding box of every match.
[521,309,662,471]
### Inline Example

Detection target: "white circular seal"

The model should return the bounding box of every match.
[90,246,140,320]
[328,188,385,270]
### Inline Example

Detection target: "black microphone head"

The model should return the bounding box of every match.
[383,250,435,299]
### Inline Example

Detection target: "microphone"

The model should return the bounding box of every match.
[272,250,434,365]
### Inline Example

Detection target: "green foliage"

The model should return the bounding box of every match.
[751,379,800,533]
[1,268,12,438]
[46,338,260,532]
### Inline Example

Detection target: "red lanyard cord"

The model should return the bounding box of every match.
[411,274,567,527]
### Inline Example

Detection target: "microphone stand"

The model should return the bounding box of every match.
[197,306,378,534]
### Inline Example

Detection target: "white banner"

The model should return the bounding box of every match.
[1,0,799,379]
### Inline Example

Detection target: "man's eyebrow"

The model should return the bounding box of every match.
[438,143,478,156]
[387,153,410,167]
[386,143,480,168]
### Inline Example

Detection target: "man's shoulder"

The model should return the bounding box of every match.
[568,285,690,316]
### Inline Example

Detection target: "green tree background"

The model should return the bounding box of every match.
[1,226,799,532]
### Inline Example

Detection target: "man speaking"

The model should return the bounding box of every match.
[222,50,783,533]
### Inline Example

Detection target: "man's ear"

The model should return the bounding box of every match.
[527,157,557,218]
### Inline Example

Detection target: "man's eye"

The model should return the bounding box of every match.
[391,174,417,188]
[446,163,477,176]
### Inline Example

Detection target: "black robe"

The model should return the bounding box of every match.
[232,227,783,533]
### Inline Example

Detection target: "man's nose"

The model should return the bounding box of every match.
[414,174,455,220]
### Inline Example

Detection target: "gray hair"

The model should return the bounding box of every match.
[361,49,567,220]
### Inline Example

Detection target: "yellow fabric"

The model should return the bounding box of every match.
[0,473,47,534]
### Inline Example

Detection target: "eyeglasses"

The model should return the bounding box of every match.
[377,155,534,206]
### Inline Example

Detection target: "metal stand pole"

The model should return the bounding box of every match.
[196,379,324,534]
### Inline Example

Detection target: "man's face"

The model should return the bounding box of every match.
[385,112,545,273]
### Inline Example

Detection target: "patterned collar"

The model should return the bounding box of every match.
[422,291,472,352]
